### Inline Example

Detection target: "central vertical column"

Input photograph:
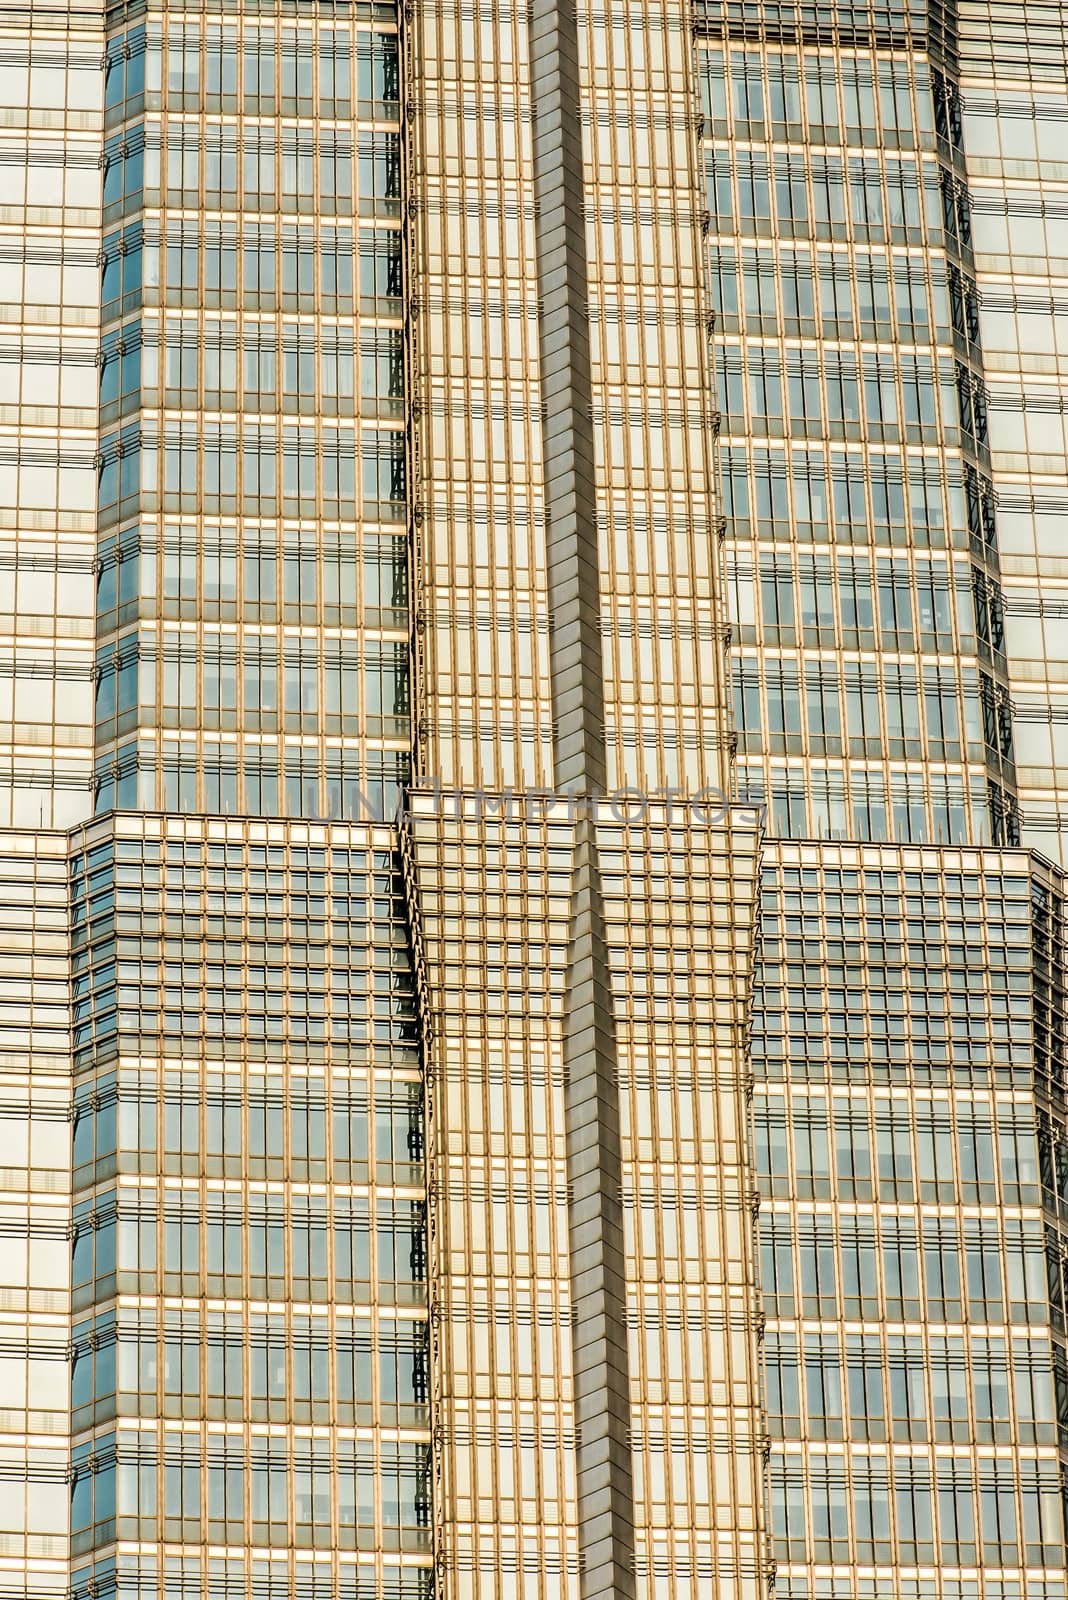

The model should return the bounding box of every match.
[559,815,636,1600]
[529,0,607,797]
[529,2,637,1592]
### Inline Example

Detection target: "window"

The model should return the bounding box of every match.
[356,32,399,114]
[103,130,147,217]
[358,133,401,216]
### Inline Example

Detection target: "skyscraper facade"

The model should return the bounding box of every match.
[1,2,1067,1600]
[699,1,1068,1595]
[700,3,1068,1596]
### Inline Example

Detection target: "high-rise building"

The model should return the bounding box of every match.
[701,4,1068,1598]
[1,0,1067,1598]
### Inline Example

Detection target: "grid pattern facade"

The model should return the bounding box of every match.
[404,795,765,1597]
[0,6,100,828]
[66,812,432,1600]
[753,840,1068,1599]
[700,17,1018,844]
[406,0,733,797]
[3,0,1068,1597]
[0,832,73,1600]
[960,0,1068,866]
[93,4,411,821]
[401,0,772,1586]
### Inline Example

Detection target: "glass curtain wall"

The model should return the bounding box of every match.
[698,6,1018,845]
[94,8,411,822]
[67,813,433,1600]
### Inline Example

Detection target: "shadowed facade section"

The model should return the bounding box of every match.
[530,0,637,1591]
[530,0,609,798]
[562,817,637,1599]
